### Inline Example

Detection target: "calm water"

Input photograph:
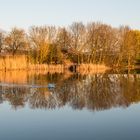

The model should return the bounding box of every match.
[0,71,140,140]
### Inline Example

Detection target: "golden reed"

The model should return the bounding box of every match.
[0,55,27,70]
[0,55,64,72]
[0,55,109,74]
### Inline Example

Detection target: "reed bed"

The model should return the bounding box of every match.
[0,70,73,84]
[0,55,28,70]
[0,55,65,72]
[29,64,64,73]
[0,55,110,75]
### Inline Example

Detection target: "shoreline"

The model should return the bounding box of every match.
[0,55,139,72]
[0,63,110,72]
[0,63,139,71]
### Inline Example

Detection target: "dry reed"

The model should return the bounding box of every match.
[0,55,110,75]
[0,55,27,70]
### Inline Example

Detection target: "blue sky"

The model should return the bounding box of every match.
[0,0,140,30]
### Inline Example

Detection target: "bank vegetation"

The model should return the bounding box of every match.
[0,22,140,71]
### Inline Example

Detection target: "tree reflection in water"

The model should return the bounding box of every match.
[0,72,140,111]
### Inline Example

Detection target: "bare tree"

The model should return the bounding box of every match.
[0,32,5,53]
[69,22,86,64]
[5,28,27,55]
[29,26,57,63]
[57,27,71,50]
[0,22,139,67]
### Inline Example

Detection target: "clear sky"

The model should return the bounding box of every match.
[0,0,140,30]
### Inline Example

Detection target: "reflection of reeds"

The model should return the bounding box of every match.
[0,70,72,84]
[77,64,110,75]
[1,74,140,110]
[0,71,28,84]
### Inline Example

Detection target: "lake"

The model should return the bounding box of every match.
[0,70,140,140]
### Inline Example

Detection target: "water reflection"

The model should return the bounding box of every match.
[0,71,140,111]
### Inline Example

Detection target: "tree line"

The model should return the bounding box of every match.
[0,22,140,67]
